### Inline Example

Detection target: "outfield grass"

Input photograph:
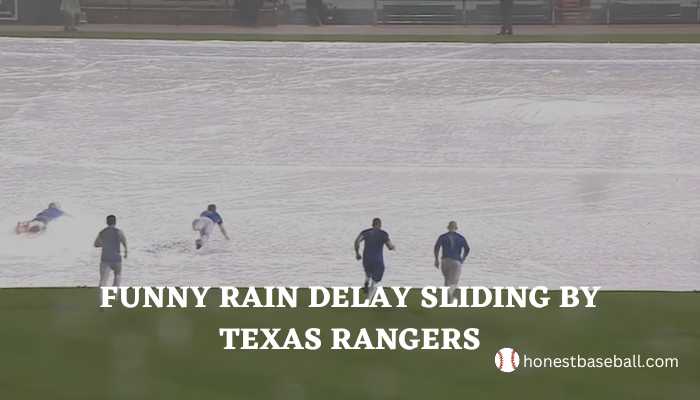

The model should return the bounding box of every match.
[0,288,697,399]
[2,30,700,43]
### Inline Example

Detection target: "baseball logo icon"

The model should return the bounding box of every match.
[495,347,520,373]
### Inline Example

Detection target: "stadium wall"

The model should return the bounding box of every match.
[0,0,62,24]
[1,0,699,25]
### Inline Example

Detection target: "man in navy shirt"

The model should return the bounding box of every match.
[192,204,230,249]
[354,218,395,297]
[16,202,66,234]
[434,221,470,298]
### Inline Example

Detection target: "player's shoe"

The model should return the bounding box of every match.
[195,239,203,250]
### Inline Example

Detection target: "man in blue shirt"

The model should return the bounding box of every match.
[16,202,66,234]
[434,221,470,298]
[354,218,395,297]
[192,204,230,249]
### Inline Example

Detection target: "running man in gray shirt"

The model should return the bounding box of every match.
[94,215,128,287]
[434,221,470,299]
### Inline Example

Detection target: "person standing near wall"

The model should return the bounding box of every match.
[306,0,322,26]
[60,0,81,32]
[499,0,514,35]
[238,0,259,26]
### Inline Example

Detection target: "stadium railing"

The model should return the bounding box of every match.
[61,0,700,25]
[373,0,554,24]
[605,0,692,23]
[371,0,699,24]
[81,0,280,25]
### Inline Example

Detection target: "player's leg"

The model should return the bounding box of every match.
[111,263,122,286]
[193,219,202,248]
[99,262,110,287]
[367,264,385,300]
[362,260,374,293]
[27,220,45,233]
[367,280,377,299]
[202,219,214,242]
[441,259,462,299]
[195,219,214,249]
[452,261,463,288]
[194,218,209,237]
[440,259,450,286]
[193,218,208,249]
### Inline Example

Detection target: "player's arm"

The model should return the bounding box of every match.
[385,238,396,251]
[93,232,103,248]
[354,233,364,260]
[434,237,441,268]
[462,239,470,263]
[218,223,230,240]
[119,230,128,259]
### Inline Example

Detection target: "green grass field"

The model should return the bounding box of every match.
[2,30,700,43]
[0,288,697,399]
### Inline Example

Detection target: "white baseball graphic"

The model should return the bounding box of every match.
[494,347,520,373]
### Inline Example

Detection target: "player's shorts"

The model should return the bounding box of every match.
[440,258,463,286]
[99,262,123,287]
[362,261,385,283]
[100,261,122,274]
[192,217,215,241]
